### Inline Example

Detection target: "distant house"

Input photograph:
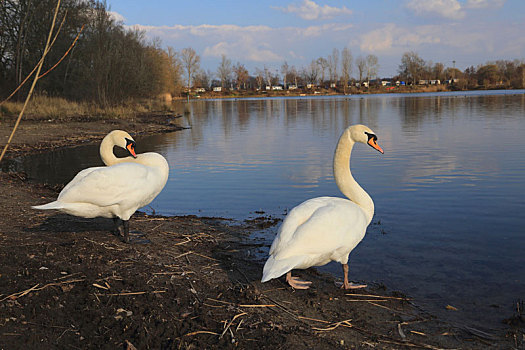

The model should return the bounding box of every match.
[381,80,391,87]
[430,80,441,85]
[418,80,429,85]
[195,87,206,93]
[213,87,222,92]
[330,83,337,88]
[272,85,283,91]
[288,85,298,90]
[306,83,314,89]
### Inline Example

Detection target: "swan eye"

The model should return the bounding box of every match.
[364,131,377,142]
[125,138,137,158]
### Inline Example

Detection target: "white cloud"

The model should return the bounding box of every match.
[108,11,125,23]
[129,16,524,77]
[203,40,282,62]
[274,0,352,20]
[405,0,465,20]
[465,0,506,9]
[359,24,440,53]
[132,22,352,64]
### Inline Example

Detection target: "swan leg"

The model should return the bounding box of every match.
[286,271,312,289]
[112,217,130,243]
[122,220,130,243]
[341,263,367,289]
[113,217,124,237]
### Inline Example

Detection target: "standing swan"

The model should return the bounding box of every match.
[32,130,169,243]
[261,124,383,289]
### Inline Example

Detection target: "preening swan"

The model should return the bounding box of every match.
[32,130,169,243]
[261,124,383,289]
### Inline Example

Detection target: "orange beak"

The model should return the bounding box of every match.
[368,138,384,154]
[127,143,137,158]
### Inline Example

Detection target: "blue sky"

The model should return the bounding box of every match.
[107,0,525,78]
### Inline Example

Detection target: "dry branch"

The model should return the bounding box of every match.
[0,0,61,162]
[220,312,247,339]
[95,290,166,296]
[345,293,410,300]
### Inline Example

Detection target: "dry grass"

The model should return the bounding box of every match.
[0,95,176,121]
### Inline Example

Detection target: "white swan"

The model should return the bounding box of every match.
[261,124,383,289]
[32,130,169,243]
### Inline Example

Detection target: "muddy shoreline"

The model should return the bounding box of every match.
[0,115,522,349]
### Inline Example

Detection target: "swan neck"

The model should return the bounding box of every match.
[333,131,374,224]
[100,135,133,166]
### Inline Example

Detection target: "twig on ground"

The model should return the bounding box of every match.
[345,293,410,300]
[182,330,219,337]
[220,312,247,339]
[95,290,166,296]
[1,278,85,302]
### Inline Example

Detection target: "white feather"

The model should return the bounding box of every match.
[261,124,383,284]
[32,131,169,222]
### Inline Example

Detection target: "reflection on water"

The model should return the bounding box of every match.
[12,90,525,331]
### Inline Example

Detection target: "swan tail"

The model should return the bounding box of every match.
[32,201,63,210]
[261,255,306,283]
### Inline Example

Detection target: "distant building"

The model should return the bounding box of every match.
[272,85,283,90]
[430,80,441,85]
[213,87,222,92]
[330,83,337,88]
[306,83,314,89]
[195,88,206,93]
[418,80,429,85]
[288,85,298,90]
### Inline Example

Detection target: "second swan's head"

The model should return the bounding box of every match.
[105,130,137,158]
[348,124,384,154]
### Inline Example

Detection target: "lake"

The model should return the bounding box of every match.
[13,90,525,331]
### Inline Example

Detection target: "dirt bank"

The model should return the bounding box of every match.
[0,115,522,349]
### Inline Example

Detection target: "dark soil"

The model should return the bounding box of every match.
[1,115,523,349]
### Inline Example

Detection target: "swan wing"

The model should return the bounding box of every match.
[262,197,367,282]
[270,197,361,254]
[57,163,152,208]
[271,197,367,260]
[60,166,104,193]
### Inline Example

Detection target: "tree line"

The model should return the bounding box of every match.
[397,51,525,89]
[2,1,524,107]
[1,0,182,105]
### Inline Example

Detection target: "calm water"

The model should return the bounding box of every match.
[12,90,525,331]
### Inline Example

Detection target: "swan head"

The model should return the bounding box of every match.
[348,124,384,154]
[106,130,137,158]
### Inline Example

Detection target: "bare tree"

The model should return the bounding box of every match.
[316,57,328,86]
[166,46,183,93]
[366,54,379,82]
[432,62,445,81]
[263,66,273,89]
[194,69,213,89]
[341,47,352,94]
[281,61,289,89]
[398,51,425,84]
[180,47,200,90]
[254,68,265,90]
[217,54,232,88]
[233,62,248,89]
[287,65,299,88]
[356,56,366,83]
[304,59,320,85]
[328,48,339,86]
